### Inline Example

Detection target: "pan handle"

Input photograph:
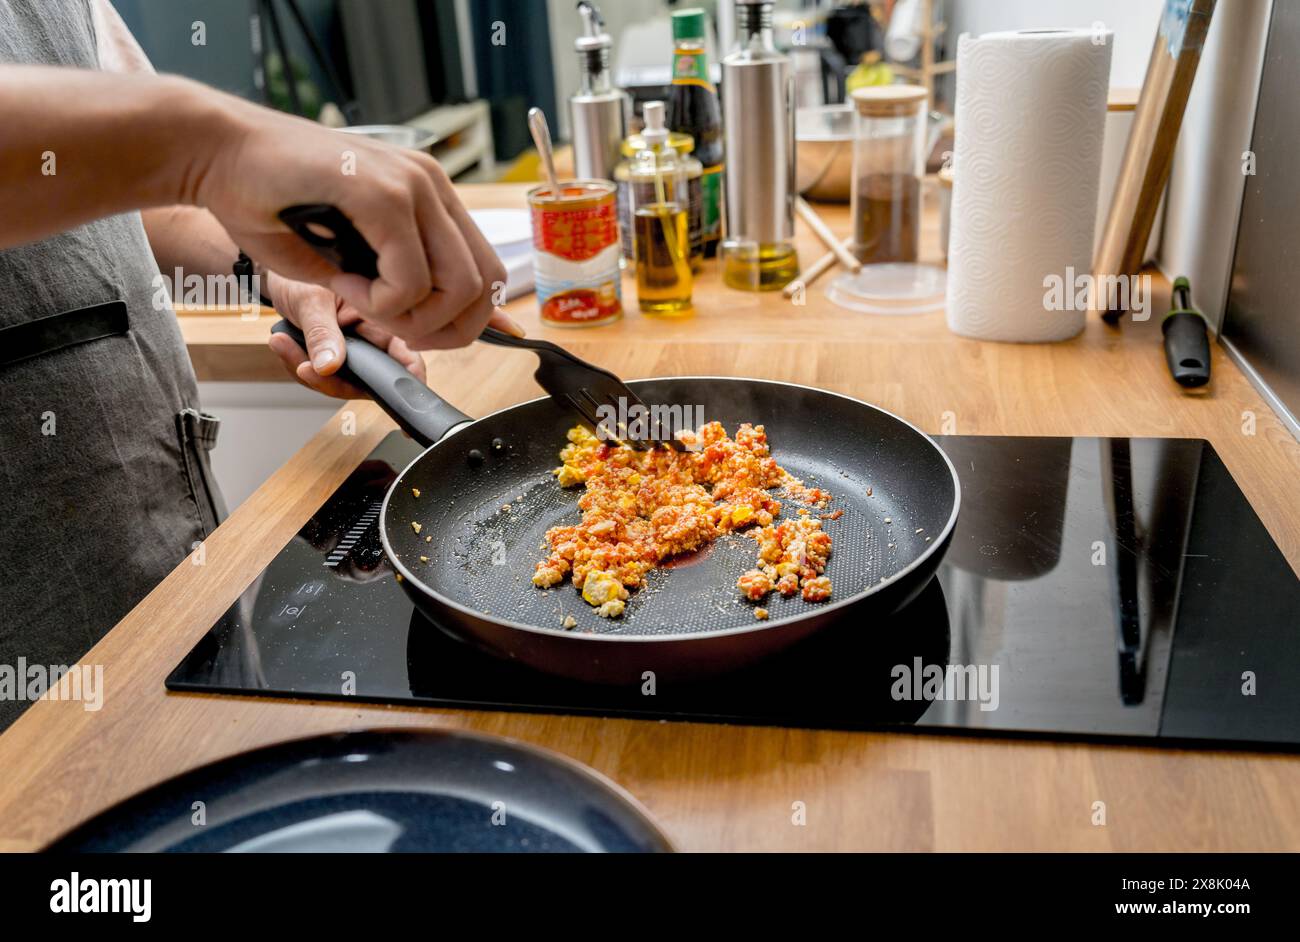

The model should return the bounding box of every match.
[274,203,471,447]
[270,320,470,448]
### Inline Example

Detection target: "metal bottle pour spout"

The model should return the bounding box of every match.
[569,1,629,182]
[721,0,799,290]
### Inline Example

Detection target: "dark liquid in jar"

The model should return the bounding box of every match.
[852,172,921,264]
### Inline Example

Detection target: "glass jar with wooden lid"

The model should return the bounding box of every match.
[849,84,928,265]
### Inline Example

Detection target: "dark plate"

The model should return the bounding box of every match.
[45,729,674,853]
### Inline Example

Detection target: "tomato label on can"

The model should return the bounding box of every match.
[529,182,623,327]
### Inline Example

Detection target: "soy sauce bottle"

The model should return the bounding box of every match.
[666,8,723,259]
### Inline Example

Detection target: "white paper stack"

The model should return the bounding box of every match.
[469,209,534,300]
[946,29,1113,342]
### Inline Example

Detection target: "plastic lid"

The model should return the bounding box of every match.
[575,33,611,52]
[641,101,668,147]
[851,84,928,117]
[672,8,707,40]
[826,263,947,316]
[622,130,695,157]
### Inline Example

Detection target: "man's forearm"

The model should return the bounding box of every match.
[142,205,240,283]
[93,0,243,286]
[0,66,232,250]
[142,203,289,310]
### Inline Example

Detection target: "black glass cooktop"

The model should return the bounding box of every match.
[168,433,1300,750]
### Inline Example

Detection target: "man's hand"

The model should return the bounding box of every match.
[265,273,427,400]
[195,97,515,350]
[0,67,522,352]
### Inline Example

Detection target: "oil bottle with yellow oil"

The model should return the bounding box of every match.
[720,0,800,291]
[629,101,693,316]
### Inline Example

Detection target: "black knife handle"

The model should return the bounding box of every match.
[270,320,470,448]
[1162,276,1211,389]
[1162,312,1211,388]
[278,204,380,279]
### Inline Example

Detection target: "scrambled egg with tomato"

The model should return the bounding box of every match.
[533,422,833,617]
[739,516,833,602]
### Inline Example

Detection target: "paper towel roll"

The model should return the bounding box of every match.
[947,29,1112,342]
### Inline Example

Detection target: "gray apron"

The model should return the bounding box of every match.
[0,0,225,730]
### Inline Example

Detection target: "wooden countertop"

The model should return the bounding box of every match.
[3,184,1299,852]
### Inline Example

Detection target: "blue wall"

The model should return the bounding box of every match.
[468,0,556,160]
[110,0,336,100]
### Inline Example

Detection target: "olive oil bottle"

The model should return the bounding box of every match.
[720,0,800,291]
[630,102,693,315]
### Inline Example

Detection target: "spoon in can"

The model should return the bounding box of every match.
[528,107,562,199]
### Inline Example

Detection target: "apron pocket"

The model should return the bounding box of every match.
[0,299,128,368]
[176,408,228,534]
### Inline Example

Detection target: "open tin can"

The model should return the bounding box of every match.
[528,180,622,327]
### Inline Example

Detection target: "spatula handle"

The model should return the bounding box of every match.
[278,204,379,279]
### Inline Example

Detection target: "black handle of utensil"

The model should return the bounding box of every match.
[1162,314,1210,387]
[1161,276,1211,389]
[277,202,607,385]
[278,206,521,356]
[279,205,530,357]
[279,204,380,279]
[478,325,601,368]
[270,320,470,448]
[479,325,536,350]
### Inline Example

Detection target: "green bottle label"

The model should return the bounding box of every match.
[672,49,711,86]
[700,165,723,244]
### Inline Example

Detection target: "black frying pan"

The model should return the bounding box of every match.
[270,206,960,684]
[273,323,960,684]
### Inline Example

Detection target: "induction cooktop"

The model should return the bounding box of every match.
[167,433,1300,750]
